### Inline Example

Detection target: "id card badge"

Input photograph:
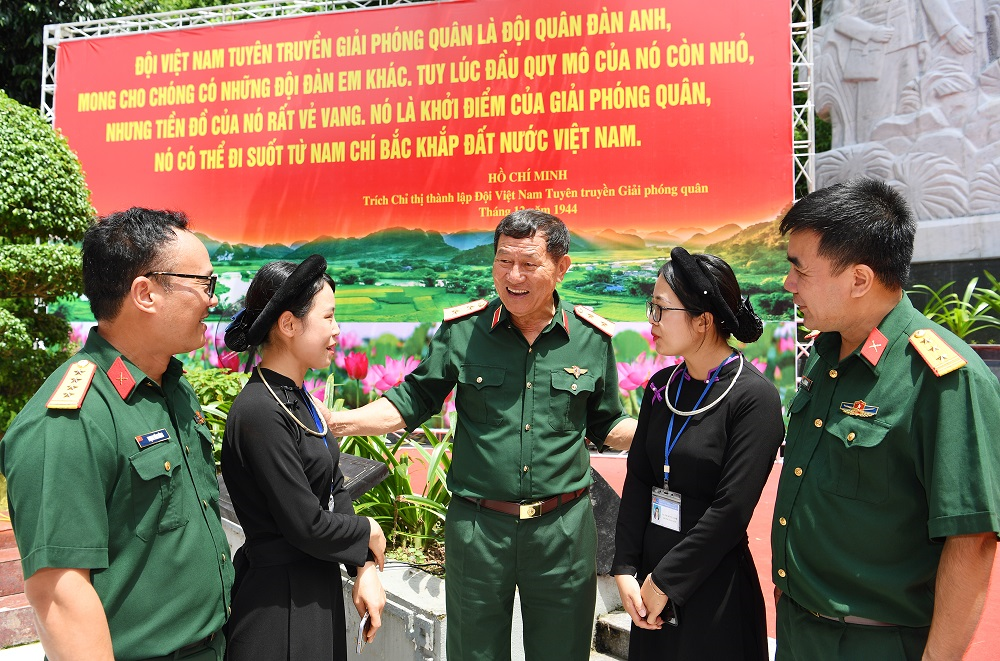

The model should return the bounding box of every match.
[651,486,681,531]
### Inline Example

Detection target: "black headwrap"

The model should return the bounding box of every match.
[669,247,763,343]
[224,254,329,352]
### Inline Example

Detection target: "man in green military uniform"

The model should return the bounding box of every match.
[328,209,636,660]
[771,179,1000,660]
[0,208,234,660]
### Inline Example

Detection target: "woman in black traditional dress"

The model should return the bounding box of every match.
[222,255,386,660]
[612,247,785,660]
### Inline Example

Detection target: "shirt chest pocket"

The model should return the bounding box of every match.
[548,370,596,432]
[458,364,505,424]
[129,442,188,540]
[819,415,891,504]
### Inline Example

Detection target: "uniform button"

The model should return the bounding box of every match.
[221,553,226,562]
[523,466,529,472]
[227,606,232,616]
[164,461,171,472]
[847,432,856,442]
[829,369,838,378]
[571,384,577,391]
[777,568,786,578]
[185,445,190,454]
[794,467,803,477]
[202,500,208,509]
[476,376,483,384]
[528,347,532,353]
[526,382,532,389]
[814,418,823,428]
[525,424,531,431]
[779,517,787,526]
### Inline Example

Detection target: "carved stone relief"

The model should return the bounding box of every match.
[815,0,1000,220]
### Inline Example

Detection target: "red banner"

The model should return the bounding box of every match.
[54,0,791,246]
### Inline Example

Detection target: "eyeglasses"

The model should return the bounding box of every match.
[145,271,218,298]
[646,299,691,323]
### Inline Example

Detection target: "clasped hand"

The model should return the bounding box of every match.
[614,574,668,630]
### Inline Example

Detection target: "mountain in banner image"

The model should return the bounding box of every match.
[685,223,743,248]
[644,230,684,246]
[705,219,786,273]
[286,228,460,262]
[587,229,646,250]
[443,231,493,250]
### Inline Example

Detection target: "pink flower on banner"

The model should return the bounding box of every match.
[338,331,362,351]
[344,351,369,380]
[639,329,656,349]
[617,354,680,394]
[364,356,419,393]
[334,351,346,370]
[751,358,768,374]
[304,378,326,401]
[218,351,241,372]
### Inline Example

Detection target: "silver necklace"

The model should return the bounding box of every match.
[257,367,329,437]
[663,354,744,417]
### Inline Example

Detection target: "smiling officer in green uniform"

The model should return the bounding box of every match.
[327,209,636,660]
[771,179,1000,660]
[0,208,234,660]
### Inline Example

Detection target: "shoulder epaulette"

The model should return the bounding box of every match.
[909,328,967,377]
[46,359,98,410]
[574,305,615,336]
[443,299,488,322]
[804,329,821,341]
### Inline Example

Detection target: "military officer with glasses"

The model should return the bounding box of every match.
[1,207,234,661]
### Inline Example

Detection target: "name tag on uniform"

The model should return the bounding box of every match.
[135,428,170,449]
[651,487,681,531]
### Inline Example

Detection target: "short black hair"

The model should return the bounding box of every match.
[778,177,915,289]
[82,207,189,321]
[243,259,335,347]
[493,209,570,260]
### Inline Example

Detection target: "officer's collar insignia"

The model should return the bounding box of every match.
[492,305,503,329]
[860,327,888,366]
[108,356,137,400]
[561,310,569,337]
[804,329,821,340]
[443,299,488,322]
[135,428,170,449]
[46,359,97,410]
[799,376,813,392]
[564,365,588,379]
[909,328,967,377]
[194,411,206,425]
[840,400,878,417]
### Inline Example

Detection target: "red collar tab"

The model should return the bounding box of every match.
[492,305,503,329]
[860,328,888,367]
[108,356,137,400]
[562,310,569,337]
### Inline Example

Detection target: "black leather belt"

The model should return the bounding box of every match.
[463,487,588,519]
[790,596,896,627]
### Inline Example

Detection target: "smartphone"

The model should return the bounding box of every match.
[664,600,679,627]
[356,611,370,653]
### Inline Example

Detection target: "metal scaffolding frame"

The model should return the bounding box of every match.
[789,0,815,373]
[40,0,441,122]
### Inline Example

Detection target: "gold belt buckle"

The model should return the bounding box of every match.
[519,500,544,519]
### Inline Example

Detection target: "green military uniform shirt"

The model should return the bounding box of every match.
[772,295,1000,627]
[0,328,234,660]
[384,294,628,501]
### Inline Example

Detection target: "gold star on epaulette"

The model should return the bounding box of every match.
[909,329,967,376]
[574,305,615,336]
[443,299,488,321]
[46,360,98,410]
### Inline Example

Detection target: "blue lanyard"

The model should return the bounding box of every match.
[300,389,329,448]
[663,352,734,487]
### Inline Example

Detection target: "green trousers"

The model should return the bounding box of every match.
[776,594,929,660]
[445,495,597,661]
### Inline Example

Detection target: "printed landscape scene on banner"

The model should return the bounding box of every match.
[53,0,793,324]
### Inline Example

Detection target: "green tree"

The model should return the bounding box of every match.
[0,0,156,107]
[0,91,93,435]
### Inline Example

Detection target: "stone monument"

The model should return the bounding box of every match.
[814,0,1000,267]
